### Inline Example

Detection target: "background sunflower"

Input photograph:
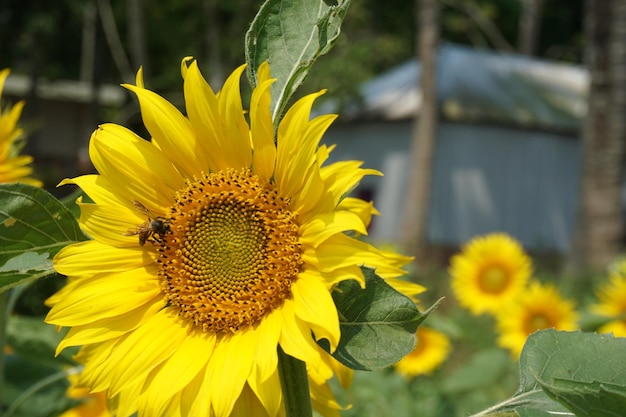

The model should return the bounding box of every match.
[495,281,579,357]
[450,233,532,316]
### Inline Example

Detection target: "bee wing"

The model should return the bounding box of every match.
[124,226,141,236]
[131,200,153,218]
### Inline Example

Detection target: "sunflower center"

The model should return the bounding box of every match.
[157,168,303,333]
[479,266,509,294]
[526,313,552,333]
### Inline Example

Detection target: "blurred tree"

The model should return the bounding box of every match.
[0,0,584,100]
[127,0,149,79]
[569,0,626,270]
[98,0,134,83]
[440,0,514,52]
[401,0,440,264]
[517,0,545,55]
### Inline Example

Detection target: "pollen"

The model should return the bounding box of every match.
[157,168,303,333]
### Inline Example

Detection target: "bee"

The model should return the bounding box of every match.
[124,200,171,246]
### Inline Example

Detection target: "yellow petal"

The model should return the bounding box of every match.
[46,265,160,326]
[88,123,184,211]
[292,271,340,351]
[183,370,209,417]
[216,64,253,170]
[228,384,270,417]
[337,197,380,228]
[274,91,326,199]
[182,60,222,172]
[299,210,368,248]
[278,300,323,371]
[206,330,257,417]
[250,76,276,182]
[248,369,282,417]
[77,202,144,247]
[54,241,157,276]
[54,295,163,353]
[320,160,381,207]
[253,311,281,383]
[138,332,216,416]
[75,339,117,391]
[105,310,189,396]
[386,277,426,299]
[285,114,336,214]
[303,233,408,278]
[123,83,200,178]
[0,68,9,93]
[58,175,126,207]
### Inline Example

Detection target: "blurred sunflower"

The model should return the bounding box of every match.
[0,69,42,186]
[450,233,532,316]
[590,268,626,337]
[394,326,451,377]
[46,59,423,417]
[495,281,578,357]
[60,371,111,417]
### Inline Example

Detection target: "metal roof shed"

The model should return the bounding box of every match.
[320,44,588,252]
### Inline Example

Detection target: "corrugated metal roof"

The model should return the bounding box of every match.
[336,43,588,133]
[3,73,126,106]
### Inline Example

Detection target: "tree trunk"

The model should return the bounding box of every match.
[402,0,440,263]
[127,0,149,77]
[517,0,545,55]
[204,0,224,88]
[97,0,133,83]
[569,0,626,270]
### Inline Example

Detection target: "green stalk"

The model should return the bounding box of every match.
[0,290,8,414]
[4,369,70,417]
[277,345,313,417]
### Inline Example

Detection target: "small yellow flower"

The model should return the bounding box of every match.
[450,233,532,315]
[0,69,42,186]
[394,327,451,377]
[46,60,424,417]
[590,266,626,337]
[495,281,578,358]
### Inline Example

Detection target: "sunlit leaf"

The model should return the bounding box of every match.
[319,267,433,371]
[476,330,626,416]
[0,183,87,292]
[245,0,351,124]
[525,330,626,417]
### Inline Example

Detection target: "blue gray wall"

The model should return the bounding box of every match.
[322,120,581,252]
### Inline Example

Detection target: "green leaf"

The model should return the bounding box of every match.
[524,330,626,417]
[471,330,626,417]
[7,315,76,368]
[319,267,431,371]
[0,183,87,292]
[4,354,72,417]
[245,0,351,124]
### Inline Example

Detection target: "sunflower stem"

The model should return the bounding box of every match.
[277,345,313,417]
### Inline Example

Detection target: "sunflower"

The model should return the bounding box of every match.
[495,281,578,358]
[590,268,626,337]
[45,59,424,417]
[60,370,111,417]
[450,233,532,316]
[394,327,451,377]
[0,69,42,186]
